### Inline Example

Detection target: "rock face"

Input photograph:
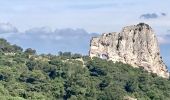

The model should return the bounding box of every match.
[89,23,169,78]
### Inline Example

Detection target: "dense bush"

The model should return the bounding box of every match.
[0,38,170,100]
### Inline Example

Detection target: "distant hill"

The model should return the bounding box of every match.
[0,38,170,100]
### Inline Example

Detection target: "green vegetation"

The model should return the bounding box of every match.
[0,38,170,100]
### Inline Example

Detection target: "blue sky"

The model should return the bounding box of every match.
[0,0,170,69]
[0,0,169,32]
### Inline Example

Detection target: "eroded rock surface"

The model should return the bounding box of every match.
[89,23,169,78]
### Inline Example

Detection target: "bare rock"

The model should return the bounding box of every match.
[89,23,169,78]
[124,96,137,100]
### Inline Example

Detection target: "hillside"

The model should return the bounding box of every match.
[0,38,170,100]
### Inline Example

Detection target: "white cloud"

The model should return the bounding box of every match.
[25,27,52,34]
[0,24,98,54]
[158,36,170,44]
[0,23,18,33]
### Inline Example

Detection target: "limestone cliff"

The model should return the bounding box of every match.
[89,23,169,78]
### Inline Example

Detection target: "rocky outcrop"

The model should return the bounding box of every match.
[124,96,137,100]
[89,23,169,78]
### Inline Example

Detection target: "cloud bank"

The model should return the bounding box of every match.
[0,23,98,54]
[0,23,18,33]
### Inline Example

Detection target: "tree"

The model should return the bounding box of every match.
[71,53,82,59]
[26,61,37,71]
[12,44,23,52]
[58,51,71,57]
[24,48,36,55]
[125,79,138,93]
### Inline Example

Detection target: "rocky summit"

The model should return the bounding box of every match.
[89,23,169,78]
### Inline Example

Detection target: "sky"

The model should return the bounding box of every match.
[0,0,170,69]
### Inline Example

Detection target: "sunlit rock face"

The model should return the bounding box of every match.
[89,23,169,78]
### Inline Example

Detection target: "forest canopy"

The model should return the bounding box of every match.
[0,38,170,100]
